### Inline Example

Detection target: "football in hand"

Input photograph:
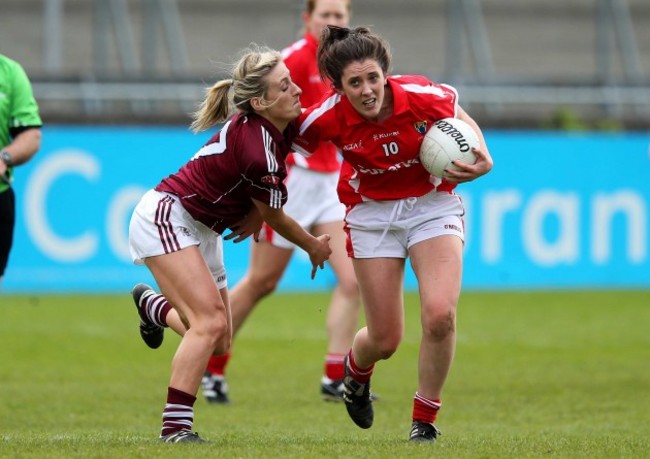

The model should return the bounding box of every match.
[419,117,479,177]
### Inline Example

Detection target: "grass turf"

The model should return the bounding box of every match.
[1,290,648,458]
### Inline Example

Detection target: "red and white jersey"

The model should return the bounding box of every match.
[292,75,459,206]
[156,112,296,234]
[281,33,340,173]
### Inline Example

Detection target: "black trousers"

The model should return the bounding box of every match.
[0,187,16,277]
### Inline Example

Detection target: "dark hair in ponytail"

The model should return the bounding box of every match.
[317,25,391,89]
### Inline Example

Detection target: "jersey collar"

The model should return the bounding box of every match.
[387,77,411,116]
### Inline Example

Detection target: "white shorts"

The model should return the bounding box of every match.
[262,167,345,250]
[129,189,227,289]
[345,190,465,259]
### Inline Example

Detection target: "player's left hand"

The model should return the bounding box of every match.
[443,145,493,183]
[224,208,264,243]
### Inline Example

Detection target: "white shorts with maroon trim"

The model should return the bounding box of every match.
[344,190,465,259]
[129,189,227,289]
[262,167,345,250]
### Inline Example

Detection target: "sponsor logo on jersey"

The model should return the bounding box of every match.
[261,174,281,186]
[372,130,400,141]
[414,121,428,135]
[343,141,363,151]
[357,158,420,175]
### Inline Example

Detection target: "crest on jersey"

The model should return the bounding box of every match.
[261,174,281,186]
[414,121,428,135]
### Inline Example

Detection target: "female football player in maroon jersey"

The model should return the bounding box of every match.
[292,25,493,443]
[202,0,365,406]
[128,45,331,443]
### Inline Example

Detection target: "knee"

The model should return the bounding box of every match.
[422,305,456,342]
[372,332,402,360]
[199,312,230,352]
[377,345,398,360]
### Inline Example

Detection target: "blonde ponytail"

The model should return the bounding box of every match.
[190,79,234,133]
[190,46,283,132]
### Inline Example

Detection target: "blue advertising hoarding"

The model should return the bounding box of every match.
[2,126,649,293]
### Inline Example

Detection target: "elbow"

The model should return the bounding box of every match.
[31,129,43,154]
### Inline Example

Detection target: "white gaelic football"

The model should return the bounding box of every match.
[419,117,479,177]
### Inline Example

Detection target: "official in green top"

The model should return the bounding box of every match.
[0,54,42,287]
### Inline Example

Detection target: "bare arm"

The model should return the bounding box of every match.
[0,128,42,179]
[252,198,332,279]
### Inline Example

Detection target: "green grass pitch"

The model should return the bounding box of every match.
[1,290,648,458]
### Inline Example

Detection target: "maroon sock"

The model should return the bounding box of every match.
[160,387,196,437]
[140,292,172,327]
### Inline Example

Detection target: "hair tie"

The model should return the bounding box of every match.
[328,25,350,41]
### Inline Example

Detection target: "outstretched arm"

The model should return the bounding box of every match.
[252,198,332,279]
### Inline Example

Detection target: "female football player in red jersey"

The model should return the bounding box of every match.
[201,0,363,405]
[128,45,331,443]
[292,25,493,443]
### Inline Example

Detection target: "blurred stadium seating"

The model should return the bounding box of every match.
[1,0,648,127]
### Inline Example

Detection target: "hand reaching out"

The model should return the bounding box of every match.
[224,207,264,243]
[309,234,332,279]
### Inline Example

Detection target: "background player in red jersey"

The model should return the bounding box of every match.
[292,26,493,443]
[201,0,363,404]
[128,46,331,443]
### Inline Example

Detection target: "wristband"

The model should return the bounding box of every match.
[1,150,13,167]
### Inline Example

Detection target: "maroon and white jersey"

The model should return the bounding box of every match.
[281,33,340,173]
[156,112,296,234]
[292,75,459,206]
